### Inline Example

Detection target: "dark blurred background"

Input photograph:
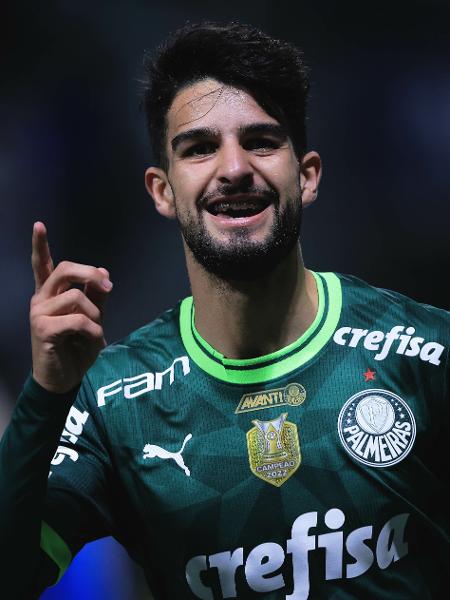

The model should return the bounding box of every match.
[1,0,449,597]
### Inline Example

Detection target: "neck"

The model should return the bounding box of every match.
[185,244,318,359]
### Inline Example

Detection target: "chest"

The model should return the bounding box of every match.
[99,353,443,599]
[105,359,429,527]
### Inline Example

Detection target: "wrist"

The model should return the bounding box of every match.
[27,373,81,402]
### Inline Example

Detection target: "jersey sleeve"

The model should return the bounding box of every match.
[0,374,119,598]
[0,376,77,597]
[37,374,117,590]
[444,345,450,438]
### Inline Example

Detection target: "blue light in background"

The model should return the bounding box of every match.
[40,537,143,600]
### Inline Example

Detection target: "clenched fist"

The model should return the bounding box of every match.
[30,222,113,393]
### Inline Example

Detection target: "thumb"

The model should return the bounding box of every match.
[84,267,113,317]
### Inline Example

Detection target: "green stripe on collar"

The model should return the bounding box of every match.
[180,272,342,384]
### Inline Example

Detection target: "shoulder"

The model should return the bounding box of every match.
[82,300,191,404]
[335,272,450,329]
[100,301,183,357]
[332,272,449,367]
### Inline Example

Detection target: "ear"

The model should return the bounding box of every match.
[299,151,322,208]
[145,167,176,219]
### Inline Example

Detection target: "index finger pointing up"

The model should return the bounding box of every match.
[31,222,54,293]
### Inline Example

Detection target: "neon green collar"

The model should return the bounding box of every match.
[179,271,342,384]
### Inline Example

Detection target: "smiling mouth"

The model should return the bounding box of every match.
[205,195,272,218]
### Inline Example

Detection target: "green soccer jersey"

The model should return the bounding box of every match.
[34,272,450,597]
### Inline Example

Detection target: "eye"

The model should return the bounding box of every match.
[183,142,217,157]
[244,137,281,152]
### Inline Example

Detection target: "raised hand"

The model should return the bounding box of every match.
[30,222,113,393]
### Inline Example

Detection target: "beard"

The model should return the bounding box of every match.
[174,185,302,281]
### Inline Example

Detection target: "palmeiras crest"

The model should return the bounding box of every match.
[246,412,301,487]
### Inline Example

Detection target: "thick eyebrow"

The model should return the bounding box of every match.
[171,127,219,153]
[237,122,288,140]
[170,122,288,153]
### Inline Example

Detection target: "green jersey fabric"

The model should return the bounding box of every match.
[8,272,450,598]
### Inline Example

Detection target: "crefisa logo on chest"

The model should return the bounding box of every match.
[338,389,416,467]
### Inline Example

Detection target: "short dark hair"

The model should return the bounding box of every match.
[142,22,310,169]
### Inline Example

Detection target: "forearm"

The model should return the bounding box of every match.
[0,376,77,597]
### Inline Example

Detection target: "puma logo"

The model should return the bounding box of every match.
[143,434,193,477]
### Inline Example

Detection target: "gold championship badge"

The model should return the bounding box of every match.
[246,412,301,487]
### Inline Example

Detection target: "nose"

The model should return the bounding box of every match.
[216,140,253,187]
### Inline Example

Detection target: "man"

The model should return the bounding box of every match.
[1,21,448,599]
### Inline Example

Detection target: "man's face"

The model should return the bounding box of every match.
[164,78,303,280]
